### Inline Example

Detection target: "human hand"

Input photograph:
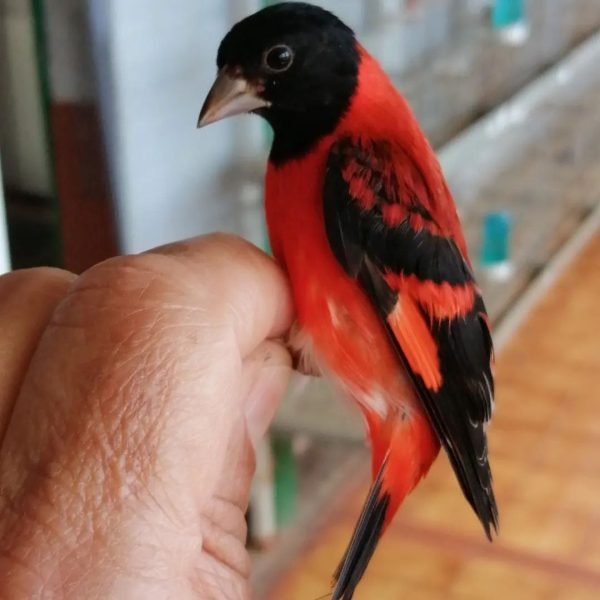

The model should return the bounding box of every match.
[0,234,293,599]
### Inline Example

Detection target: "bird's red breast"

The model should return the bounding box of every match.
[265,131,411,407]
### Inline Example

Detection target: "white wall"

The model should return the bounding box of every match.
[86,0,261,253]
[0,159,11,273]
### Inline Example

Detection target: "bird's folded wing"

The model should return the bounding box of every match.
[323,136,498,536]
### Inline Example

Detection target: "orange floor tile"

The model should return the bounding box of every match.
[267,233,600,599]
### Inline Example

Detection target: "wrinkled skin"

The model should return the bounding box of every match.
[0,234,293,599]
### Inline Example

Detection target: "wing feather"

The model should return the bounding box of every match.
[324,137,498,536]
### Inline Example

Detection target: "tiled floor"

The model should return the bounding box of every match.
[266,233,600,599]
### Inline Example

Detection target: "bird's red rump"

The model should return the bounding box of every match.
[363,406,440,526]
[385,273,476,319]
[387,294,442,391]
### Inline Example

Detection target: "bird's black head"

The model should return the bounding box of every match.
[198,2,359,164]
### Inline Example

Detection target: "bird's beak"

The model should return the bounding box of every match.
[197,69,270,128]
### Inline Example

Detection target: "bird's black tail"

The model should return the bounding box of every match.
[331,465,389,600]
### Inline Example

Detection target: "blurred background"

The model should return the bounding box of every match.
[1,1,599,598]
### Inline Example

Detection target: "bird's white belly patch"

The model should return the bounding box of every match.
[287,321,323,377]
[287,320,391,419]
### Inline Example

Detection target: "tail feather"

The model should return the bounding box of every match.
[332,462,389,600]
[332,411,440,599]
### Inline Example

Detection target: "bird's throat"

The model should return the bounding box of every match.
[266,105,350,166]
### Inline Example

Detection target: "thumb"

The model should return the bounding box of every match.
[243,340,292,449]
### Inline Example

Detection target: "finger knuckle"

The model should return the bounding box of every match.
[0,267,74,299]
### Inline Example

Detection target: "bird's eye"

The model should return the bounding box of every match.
[264,45,294,73]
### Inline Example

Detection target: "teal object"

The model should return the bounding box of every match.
[272,434,298,527]
[262,229,272,255]
[492,0,525,29]
[480,211,512,266]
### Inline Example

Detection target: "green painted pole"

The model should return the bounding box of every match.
[29,0,62,265]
